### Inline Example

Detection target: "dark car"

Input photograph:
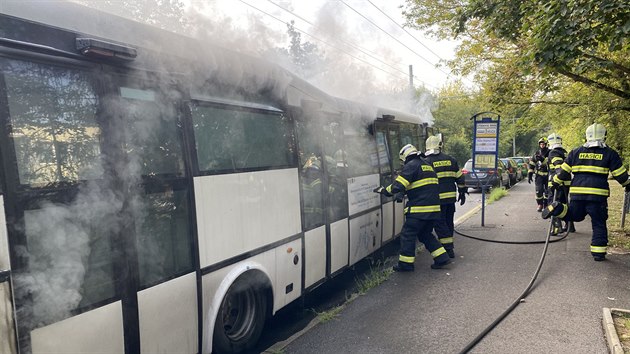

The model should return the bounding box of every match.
[500,158,520,185]
[462,159,511,189]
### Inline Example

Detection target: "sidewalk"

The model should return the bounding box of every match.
[283,181,630,354]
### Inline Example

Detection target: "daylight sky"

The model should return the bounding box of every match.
[185,0,465,92]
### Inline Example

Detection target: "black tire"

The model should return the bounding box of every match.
[213,273,269,354]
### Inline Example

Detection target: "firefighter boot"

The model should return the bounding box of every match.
[537,204,543,212]
[393,262,414,272]
[431,253,452,269]
[446,249,455,258]
[542,201,562,219]
[568,222,576,233]
[551,218,562,236]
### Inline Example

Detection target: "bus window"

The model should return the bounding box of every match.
[375,126,393,192]
[344,121,379,178]
[3,59,102,187]
[191,104,294,173]
[400,123,419,149]
[117,85,193,287]
[323,118,348,222]
[388,127,402,172]
[296,118,325,230]
[135,188,192,287]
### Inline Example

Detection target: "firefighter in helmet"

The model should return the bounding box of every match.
[543,123,630,261]
[528,137,550,211]
[373,144,451,271]
[423,135,467,258]
[546,133,575,234]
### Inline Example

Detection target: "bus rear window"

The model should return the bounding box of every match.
[191,104,294,173]
[3,59,102,186]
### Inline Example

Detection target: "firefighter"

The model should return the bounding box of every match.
[373,144,451,271]
[423,136,467,258]
[543,123,630,261]
[546,133,575,234]
[528,137,550,211]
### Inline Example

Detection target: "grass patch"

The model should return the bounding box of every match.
[612,311,630,353]
[487,187,508,204]
[355,261,394,295]
[315,304,345,323]
[608,183,630,251]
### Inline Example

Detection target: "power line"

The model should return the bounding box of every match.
[339,0,450,77]
[239,0,435,87]
[366,0,443,61]
[266,0,415,82]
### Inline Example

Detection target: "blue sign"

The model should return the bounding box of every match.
[471,113,500,170]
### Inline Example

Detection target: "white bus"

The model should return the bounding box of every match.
[0,2,432,353]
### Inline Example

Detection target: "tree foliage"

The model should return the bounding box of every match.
[404,0,630,162]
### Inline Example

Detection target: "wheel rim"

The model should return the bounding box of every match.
[220,286,258,342]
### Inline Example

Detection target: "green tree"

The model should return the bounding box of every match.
[403,0,630,161]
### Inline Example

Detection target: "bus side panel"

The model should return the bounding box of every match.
[138,272,197,354]
[381,201,394,243]
[0,196,17,354]
[30,301,124,353]
[349,211,381,266]
[329,219,348,274]
[194,169,302,268]
[274,238,302,309]
[304,226,326,288]
[394,202,405,235]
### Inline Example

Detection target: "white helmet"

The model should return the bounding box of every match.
[399,144,418,162]
[547,133,562,147]
[585,123,606,142]
[425,136,442,151]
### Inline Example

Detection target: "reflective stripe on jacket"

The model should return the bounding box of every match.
[554,145,629,201]
[384,155,440,220]
[424,152,465,204]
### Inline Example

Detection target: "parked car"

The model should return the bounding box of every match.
[500,157,520,185]
[515,156,532,179]
[509,156,529,180]
[462,158,511,189]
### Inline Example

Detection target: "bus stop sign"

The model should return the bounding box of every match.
[472,112,500,171]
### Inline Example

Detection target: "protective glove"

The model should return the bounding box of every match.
[457,192,466,206]
[373,186,385,194]
[527,172,533,184]
[549,179,560,191]
[394,192,404,203]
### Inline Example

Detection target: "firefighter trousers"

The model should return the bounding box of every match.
[434,203,456,251]
[398,216,449,268]
[535,174,548,206]
[561,200,608,257]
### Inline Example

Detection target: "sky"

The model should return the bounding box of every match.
[184,0,464,93]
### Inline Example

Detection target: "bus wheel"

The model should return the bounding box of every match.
[213,274,269,354]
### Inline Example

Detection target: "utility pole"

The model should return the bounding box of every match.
[409,65,413,89]
[512,115,516,156]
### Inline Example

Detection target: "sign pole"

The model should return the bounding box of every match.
[471,112,501,227]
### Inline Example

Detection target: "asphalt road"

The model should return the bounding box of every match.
[263,180,630,354]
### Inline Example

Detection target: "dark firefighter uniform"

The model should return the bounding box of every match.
[529,137,550,211]
[544,128,630,260]
[424,150,466,258]
[374,144,450,271]
[546,133,574,234]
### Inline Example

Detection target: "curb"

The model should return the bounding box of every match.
[602,307,629,354]
[454,204,482,227]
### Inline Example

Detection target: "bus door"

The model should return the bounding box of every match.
[0,65,17,352]
[105,75,197,354]
[374,122,395,242]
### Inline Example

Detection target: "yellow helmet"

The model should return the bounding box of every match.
[399,144,418,162]
[585,123,606,142]
[538,137,548,145]
[425,136,442,151]
[547,133,562,146]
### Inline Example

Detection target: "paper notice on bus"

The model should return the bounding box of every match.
[348,174,380,215]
